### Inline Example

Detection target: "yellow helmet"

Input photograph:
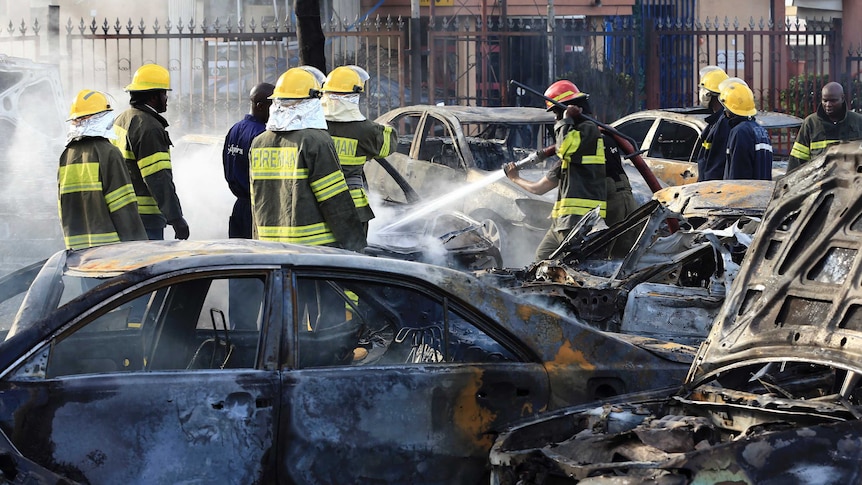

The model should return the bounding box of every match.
[699,67,728,94]
[67,90,112,120]
[719,82,757,117]
[322,65,370,93]
[270,67,323,99]
[125,64,171,92]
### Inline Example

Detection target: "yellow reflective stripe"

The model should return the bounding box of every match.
[257,223,337,245]
[65,232,120,249]
[137,195,160,214]
[553,90,575,103]
[310,171,349,202]
[790,142,810,161]
[58,163,101,194]
[810,139,839,150]
[350,187,370,208]
[111,126,135,159]
[581,154,605,165]
[250,147,305,179]
[552,198,607,219]
[338,154,366,166]
[138,152,172,177]
[557,130,582,163]
[105,184,138,212]
[332,136,359,157]
[380,126,394,156]
[702,141,712,150]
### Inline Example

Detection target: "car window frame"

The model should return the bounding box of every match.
[282,267,538,369]
[3,266,282,381]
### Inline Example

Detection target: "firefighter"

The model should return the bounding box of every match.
[249,66,366,252]
[504,80,606,261]
[695,66,730,181]
[718,80,773,180]
[223,82,275,238]
[787,81,862,171]
[112,63,189,240]
[59,89,147,249]
[321,65,398,235]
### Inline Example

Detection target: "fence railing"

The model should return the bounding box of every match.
[0,10,853,137]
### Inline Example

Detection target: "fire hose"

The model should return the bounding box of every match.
[508,80,679,233]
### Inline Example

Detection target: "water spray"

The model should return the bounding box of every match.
[377,147,555,233]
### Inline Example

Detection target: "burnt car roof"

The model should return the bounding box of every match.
[377,105,556,124]
[627,108,803,129]
[689,141,862,383]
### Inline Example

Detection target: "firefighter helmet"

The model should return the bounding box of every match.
[718,77,749,92]
[124,64,171,92]
[67,90,112,120]
[270,67,323,99]
[322,65,371,93]
[543,80,588,111]
[699,67,728,94]
[719,82,757,117]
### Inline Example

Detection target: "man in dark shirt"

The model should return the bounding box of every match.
[223,82,275,238]
[719,81,773,180]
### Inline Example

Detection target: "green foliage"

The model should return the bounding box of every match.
[779,72,828,118]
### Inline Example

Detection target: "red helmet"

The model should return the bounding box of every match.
[543,80,588,111]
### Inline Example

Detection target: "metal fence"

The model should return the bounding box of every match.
[0,10,853,136]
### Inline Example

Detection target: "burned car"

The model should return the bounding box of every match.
[0,240,692,484]
[366,105,558,267]
[477,179,773,345]
[489,142,862,484]
[612,107,802,186]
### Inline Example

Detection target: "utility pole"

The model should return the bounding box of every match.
[547,0,554,85]
[411,0,422,104]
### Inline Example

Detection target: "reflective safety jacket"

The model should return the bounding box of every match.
[696,110,730,181]
[326,120,397,223]
[788,103,862,171]
[58,136,147,249]
[547,117,607,231]
[725,116,773,181]
[112,105,184,231]
[249,129,366,252]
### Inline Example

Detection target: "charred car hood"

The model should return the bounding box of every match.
[689,142,862,384]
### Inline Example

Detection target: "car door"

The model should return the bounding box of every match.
[0,269,283,484]
[278,270,549,484]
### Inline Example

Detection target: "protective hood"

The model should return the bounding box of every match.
[65,110,117,145]
[321,93,366,122]
[688,142,862,385]
[266,98,328,132]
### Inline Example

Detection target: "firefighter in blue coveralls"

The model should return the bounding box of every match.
[223,82,275,238]
[718,79,773,180]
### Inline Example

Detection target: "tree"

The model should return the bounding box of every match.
[295,0,327,73]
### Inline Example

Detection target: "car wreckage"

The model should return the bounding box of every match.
[488,141,862,484]
[0,240,693,484]
[476,179,774,346]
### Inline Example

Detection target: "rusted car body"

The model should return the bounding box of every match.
[612,107,802,186]
[488,142,862,484]
[476,179,773,345]
[0,240,692,484]
[366,105,558,267]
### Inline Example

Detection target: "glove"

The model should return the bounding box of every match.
[169,217,190,240]
[565,104,583,121]
[535,149,548,162]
